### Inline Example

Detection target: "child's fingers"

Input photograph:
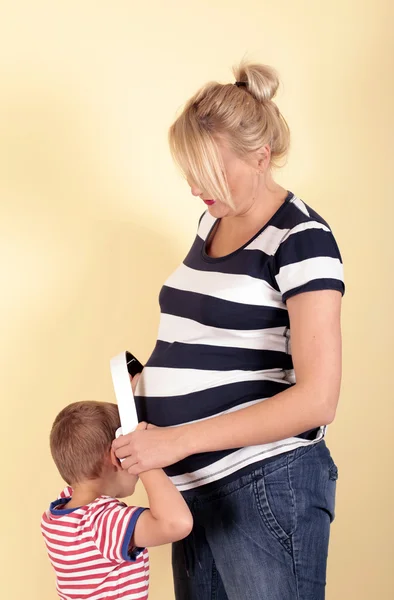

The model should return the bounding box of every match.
[136,421,148,431]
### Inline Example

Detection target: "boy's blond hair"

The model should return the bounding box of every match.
[50,401,120,485]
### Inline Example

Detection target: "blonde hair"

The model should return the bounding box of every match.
[50,401,120,485]
[169,62,290,206]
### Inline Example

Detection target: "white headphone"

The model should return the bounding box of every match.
[110,351,139,439]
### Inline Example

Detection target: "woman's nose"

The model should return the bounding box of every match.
[190,185,202,197]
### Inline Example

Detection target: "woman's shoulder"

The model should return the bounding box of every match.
[272,194,345,301]
[279,193,333,231]
[272,193,342,256]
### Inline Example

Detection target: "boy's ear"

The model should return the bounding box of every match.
[110,447,121,470]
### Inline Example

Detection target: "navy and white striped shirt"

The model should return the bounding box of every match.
[135,192,344,491]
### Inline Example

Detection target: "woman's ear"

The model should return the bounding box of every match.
[257,145,271,171]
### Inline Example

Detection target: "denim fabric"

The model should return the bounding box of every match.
[172,441,338,600]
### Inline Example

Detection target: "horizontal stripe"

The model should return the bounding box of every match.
[46,513,84,524]
[281,219,330,239]
[136,365,290,398]
[193,227,336,280]
[53,558,145,575]
[59,576,147,591]
[162,399,321,476]
[275,227,342,269]
[163,396,275,473]
[44,537,97,551]
[147,340,293,372]
[165,449,239,477]
[171,429,326,491]
[137,193,343,490]
[42,496,149,600]
[48,552,146,571]
[46,554,108,569]
[272,198,316,228]
[46,547,107,563]
[54,564,127,577]
[165,263,285,308]
[157,313,288,351]
[243,224,290,254]
[43,513,112,530]
[136,378,290,426]
[58,572,147,585]
[42,529,99,545]
[60,584,148,600]
[159,287,289,330]
[276,256,344,296]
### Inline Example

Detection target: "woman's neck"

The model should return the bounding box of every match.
[230,177,288,227]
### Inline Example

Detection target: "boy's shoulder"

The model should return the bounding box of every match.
[41,487,134,525]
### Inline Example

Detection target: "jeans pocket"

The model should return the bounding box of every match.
[311,442,338,522]
[328,456,339,481]
[252,466,295,554]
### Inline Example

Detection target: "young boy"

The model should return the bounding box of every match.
[41,401,193,600]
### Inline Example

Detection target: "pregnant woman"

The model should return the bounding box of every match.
[113,61,344,600]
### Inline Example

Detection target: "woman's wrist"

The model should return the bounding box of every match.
[174,423,198,458]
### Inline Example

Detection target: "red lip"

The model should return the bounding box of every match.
[203,200,215,205]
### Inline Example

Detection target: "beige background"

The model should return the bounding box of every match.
[1,1,393,599]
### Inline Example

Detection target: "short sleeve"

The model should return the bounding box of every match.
[273,221,345,302]
[89,500,147,563]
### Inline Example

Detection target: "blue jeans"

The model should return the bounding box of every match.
[172,441,338,600]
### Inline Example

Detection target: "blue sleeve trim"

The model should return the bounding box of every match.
[282,278,345,303]
[120,507,147,561]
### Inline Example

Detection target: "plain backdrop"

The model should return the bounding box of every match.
[1,1,393,599]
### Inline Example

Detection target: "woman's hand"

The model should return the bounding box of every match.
[112,424,189,475]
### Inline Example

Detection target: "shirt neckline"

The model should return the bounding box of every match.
[201,191,294,263]
[49,494,111,515]
[50,497,80,515]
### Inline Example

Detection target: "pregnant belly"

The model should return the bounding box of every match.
[134,366,291,427]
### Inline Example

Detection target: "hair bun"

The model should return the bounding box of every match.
[233,62,280,103]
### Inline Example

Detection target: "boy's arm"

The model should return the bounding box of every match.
[132,469,193,548]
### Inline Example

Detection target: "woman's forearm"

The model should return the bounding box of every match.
[180,383,337,456]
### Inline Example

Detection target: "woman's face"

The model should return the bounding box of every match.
[189,139,269,218]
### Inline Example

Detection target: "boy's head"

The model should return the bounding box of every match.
[50,401,137,497]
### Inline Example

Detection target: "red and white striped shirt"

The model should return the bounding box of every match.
[41,487,149,600]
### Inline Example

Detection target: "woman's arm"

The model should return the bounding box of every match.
[113,289,342,473]
[184,289,342,453]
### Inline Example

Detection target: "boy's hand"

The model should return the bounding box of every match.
[112,425,188,475]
